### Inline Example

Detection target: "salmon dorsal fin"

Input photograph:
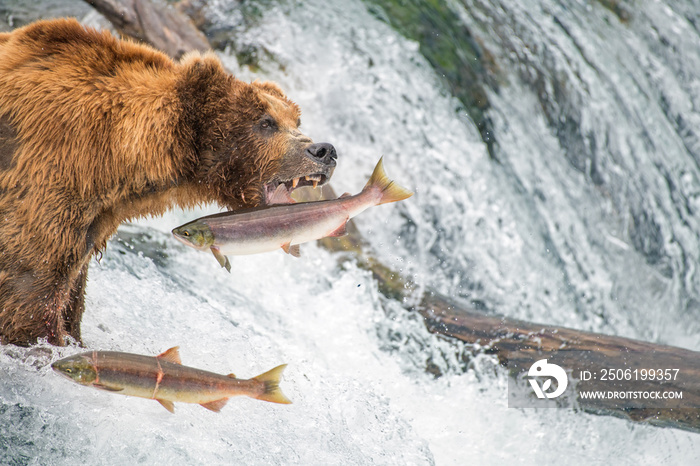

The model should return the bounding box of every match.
[157,399,175,413]
[339,192,352,198]
[269,184,296,205]
[227,373,236,378]
[157,346,182,364]
[200,398,229,413]
[281,242,301,258]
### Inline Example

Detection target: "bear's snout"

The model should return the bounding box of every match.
[305,143,337,167]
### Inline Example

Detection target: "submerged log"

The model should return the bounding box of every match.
[420,291,700,432]
[298,185,700,431]
[88,0,700,433]
[313,183,700,432]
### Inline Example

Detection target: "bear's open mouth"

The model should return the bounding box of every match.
[263,173,329,204]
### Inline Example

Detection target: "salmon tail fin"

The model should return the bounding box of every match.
[364,157,414,206]
[252,364,292,404]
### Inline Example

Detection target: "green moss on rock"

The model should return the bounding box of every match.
[364,0,500,157]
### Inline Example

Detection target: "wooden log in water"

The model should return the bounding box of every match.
[86,0,700,433]
[419,291,700,432]
[312,182,700,431]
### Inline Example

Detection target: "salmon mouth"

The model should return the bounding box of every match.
[263,173,330,204]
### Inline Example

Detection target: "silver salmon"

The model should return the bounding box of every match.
[172,157,413,271]
[51,347,291,413]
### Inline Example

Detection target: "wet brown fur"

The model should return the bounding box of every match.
[0,19,318,346]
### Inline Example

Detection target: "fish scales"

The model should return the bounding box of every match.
[92,352,260,404]
[172,157,413,268]
[51,347,291,413]
[205,195,367,255]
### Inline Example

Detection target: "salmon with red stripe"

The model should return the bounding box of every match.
[51,347,290,413]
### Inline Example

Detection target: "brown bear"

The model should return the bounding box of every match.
[0,18,337,346]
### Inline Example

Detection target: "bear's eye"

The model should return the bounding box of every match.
[259,118,276,130]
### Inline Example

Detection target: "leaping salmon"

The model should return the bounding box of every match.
[51,347,291,413]
[171,157,413,271]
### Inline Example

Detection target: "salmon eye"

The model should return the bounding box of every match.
[183,231,190,237]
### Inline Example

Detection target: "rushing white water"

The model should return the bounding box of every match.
[2,0,700,464]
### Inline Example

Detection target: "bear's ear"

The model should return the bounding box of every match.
[176,51,235,127]
[179,51,223,69]
[251,81,286,98]
[179,51,228,87]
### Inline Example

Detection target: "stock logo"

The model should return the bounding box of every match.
[528,359,568,399]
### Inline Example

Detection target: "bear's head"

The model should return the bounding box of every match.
[177,54,337,209]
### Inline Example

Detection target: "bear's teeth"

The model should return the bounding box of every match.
[301,175,321,188]
[292,178,299,188]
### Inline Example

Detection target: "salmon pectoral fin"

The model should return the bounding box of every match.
[200,398,229,413]
[281,242,301,258]
[253,364,292,404]
[156,346,182,364]
[157,399,175,413]
[92,383,123,392]
[211,247,231,272]
[328,220,349,237]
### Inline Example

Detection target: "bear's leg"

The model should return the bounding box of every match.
[0,271,65,346]
[0,264,85,346]
[64,263,88,342]
[42,278,73,346]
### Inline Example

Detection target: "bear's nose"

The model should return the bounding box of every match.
[305,143,337,166]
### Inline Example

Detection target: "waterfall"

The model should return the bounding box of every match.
[1,0,700,464]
